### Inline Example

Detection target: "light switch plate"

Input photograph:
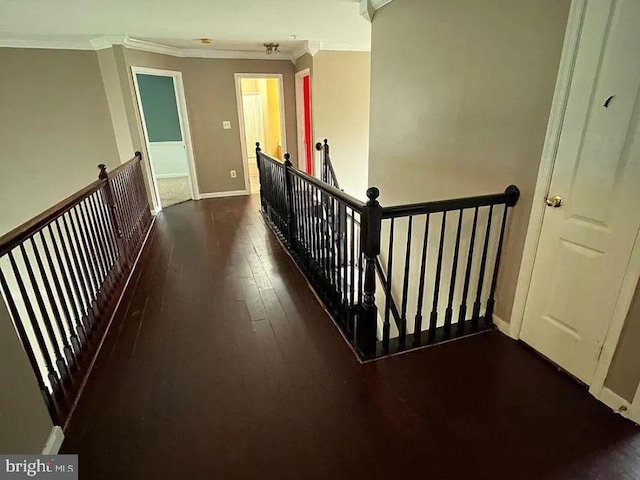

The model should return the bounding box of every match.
[223,121,231,129]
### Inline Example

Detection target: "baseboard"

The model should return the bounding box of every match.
[155,173,189,179]
[42,426,64,454]
[199,190,249,199]
[492,315,517,339]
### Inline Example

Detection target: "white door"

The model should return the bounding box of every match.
[242,94,266,194]
[520,0,640,384]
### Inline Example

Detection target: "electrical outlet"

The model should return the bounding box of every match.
[222,121,231,129]
[230,170,237,178]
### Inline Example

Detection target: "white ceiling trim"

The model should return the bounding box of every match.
[0,37,96,50]
[291,40,370,63]
[0,35,370,63]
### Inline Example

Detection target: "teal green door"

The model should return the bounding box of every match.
[135,74,182,142]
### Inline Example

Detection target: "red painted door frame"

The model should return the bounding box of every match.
[303,75,312,174]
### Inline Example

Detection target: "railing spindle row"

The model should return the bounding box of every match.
[0,153,152,424]
[256,141,520,359]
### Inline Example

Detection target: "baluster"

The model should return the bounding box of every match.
[78,200,110,292]
[0,268,59,422]
[341,203,348,323]
[29,236,76,370]
[99,164,129,269]
[429,212,447,341]
[458,208,479,332]
[70,208,101,308]
[413,214,430,345]
[11,248,68,389]
[357,187,382,358]
[283,154,294,247]
[399,216,412,348]
[61,215,98,329]
[485,186,519,323]
[444,210,463,336]
[349,210,356,331]
[382,219,395,352]
[485,205,509,324]
[90,190,120,279]
[47,223,87,347]
[19,243,71,383]
[472,206,493,330]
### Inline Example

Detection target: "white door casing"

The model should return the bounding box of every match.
[520,0,640,384]
[131,66,200,211]
[242,94,266,194]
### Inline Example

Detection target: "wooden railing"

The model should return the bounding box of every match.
[315,140,340,189]
[0,153,152,424]
[256,142,520,359]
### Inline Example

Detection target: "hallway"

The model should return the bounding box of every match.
[61,196,640,479]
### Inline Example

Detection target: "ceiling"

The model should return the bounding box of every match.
[0,0,371,52]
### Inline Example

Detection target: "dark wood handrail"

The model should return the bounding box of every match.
[0,179,106,257]
[103,152,142,179]
[315,140,340,189]
[380,186,520,219]
[257,150,365,212]
[0,153,142,257]
[289,166,365,212]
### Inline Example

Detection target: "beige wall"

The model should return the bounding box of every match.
[606,279,640,402]
[180,57,297,194]
[312,51,371,199]
[114,47,297,196]
[0,48,120,236]
[368,0,570,321]
[0,295,53,453]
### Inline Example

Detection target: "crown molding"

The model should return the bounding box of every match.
[291,40,370,63]
[359,0,394,21]
[0,37,96,50]
[1,35,370,63]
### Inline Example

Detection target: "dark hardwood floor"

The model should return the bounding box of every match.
[62,195,640,479]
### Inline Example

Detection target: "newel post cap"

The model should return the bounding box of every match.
[284,153,292,167]
[366,187,380,207]
[505,185,520,207]
[98,164,108,179]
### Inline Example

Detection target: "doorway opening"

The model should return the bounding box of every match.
[132,67,199,211]
[235,74,287,194]
[295,68,313,174]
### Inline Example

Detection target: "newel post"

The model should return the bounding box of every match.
[98,164,129,270]
[357,187,382,358]
[255,142,265,212]
[283,153,295,247]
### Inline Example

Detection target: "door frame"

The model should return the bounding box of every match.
[295,68,313,173]
[234,73,288,194]
[509,0,640,418]
[131,66,200,212]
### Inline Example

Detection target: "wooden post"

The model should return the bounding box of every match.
[356,187,382,358]
[98,164,130,269]
[255,142,265,212]
[283,153,295,247]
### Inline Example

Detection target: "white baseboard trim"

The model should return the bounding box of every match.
[155,173,189,179]
[492,315,517,339]
[199,190,249,199]
[42,426,64,454]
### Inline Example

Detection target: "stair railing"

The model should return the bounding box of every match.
[255,142,520,359]
[315,139,340,189]
[0,152,152,424]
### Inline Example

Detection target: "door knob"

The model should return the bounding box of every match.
[545,195,563,208]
